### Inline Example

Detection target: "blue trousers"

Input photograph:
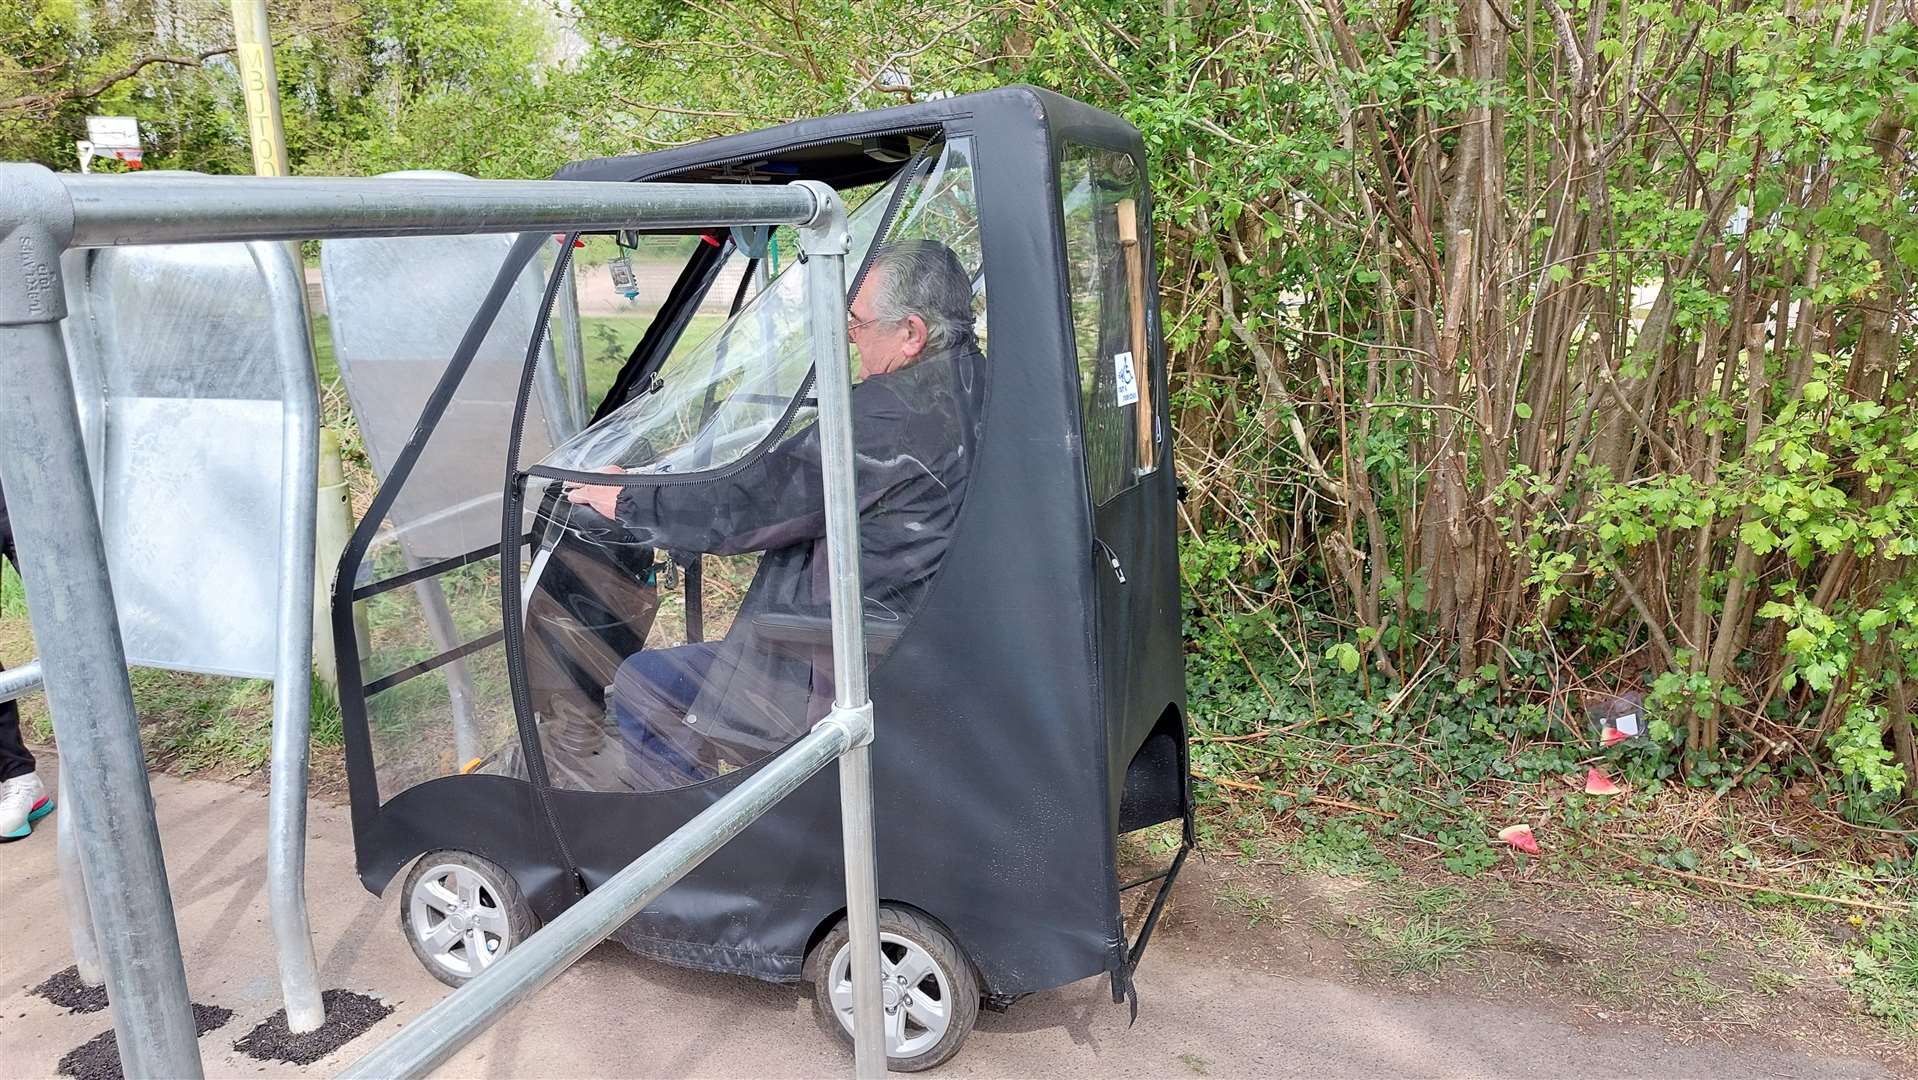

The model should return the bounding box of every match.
[611,643,721,785]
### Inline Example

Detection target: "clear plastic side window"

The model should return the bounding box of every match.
[321,230,568,558]
[522,137,989,794]
[321,231,562,800]
[351,529,526,799]
[1060,144,1158,506]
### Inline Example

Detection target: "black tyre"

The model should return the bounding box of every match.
[808,906,981,1072]
[399,850,537,988]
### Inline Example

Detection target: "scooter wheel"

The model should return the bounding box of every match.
[399,849,537,988]
[808,905,981,1072]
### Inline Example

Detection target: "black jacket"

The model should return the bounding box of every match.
[614,342,985,755]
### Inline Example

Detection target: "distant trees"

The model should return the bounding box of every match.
[1,0,563,176]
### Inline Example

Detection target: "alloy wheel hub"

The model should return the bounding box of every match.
[828,930,952,1057]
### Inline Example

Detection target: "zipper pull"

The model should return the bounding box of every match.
[1095,538,1127,585]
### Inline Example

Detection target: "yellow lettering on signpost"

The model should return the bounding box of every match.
[229,6,289,178]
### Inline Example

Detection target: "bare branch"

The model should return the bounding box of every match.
[2,45,236,115]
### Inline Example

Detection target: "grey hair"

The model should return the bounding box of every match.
[865,239,977,352]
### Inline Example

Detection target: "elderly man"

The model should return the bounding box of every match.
[564,239,982,786]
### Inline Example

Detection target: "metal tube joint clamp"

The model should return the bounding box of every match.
[793,180,851,257]
[814,701,875,750]
[0,164,75,326]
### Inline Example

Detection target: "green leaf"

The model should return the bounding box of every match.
[1325,642,1361,674]
[1805,661,1838,692]
[1515,402,1534,420]
[1740,520,1781,555]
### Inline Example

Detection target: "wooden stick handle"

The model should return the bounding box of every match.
[1116,197,1155,470]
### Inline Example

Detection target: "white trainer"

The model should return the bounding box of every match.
[0,772,51,841]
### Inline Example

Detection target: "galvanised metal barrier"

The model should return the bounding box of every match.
[0,166,887,1080]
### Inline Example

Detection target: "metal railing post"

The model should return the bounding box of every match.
[0,163,204,1079]
[5,656,110,988]
[0,662,107,986]
[58,174,822,246]
[795,180,887,1079]
[0,163,845,1078]
[253,239,328,1032]
[56,763,106,986]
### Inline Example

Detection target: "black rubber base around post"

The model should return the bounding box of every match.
[33,966,109,1015]
[232,989,394,1066]
[57,1004,233,1080]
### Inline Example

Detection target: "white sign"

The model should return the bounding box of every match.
[1113,350,1140,407]
[85,116,141,150]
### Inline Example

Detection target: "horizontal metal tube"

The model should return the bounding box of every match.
[0,659,42,704]
[60,176,821,248]
[337,714,862,1080]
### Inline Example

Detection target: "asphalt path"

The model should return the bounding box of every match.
[0,765,1890,1078]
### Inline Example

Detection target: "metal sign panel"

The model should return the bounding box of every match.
[58,241,303,678]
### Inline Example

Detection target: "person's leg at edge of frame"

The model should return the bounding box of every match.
[0,485,52,843]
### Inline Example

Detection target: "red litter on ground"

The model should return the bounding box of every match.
[1498,823,1540,855]
[1584,767,1622,796]
[1601,726,1629,747]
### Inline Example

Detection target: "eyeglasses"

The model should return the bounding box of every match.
[847,313,896,335]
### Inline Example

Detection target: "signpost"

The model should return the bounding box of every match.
[79,116,142,172]
[227,0,327,1034]
[230,1,291,176]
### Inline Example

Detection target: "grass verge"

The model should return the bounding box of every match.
[1849,917,1918,1030]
